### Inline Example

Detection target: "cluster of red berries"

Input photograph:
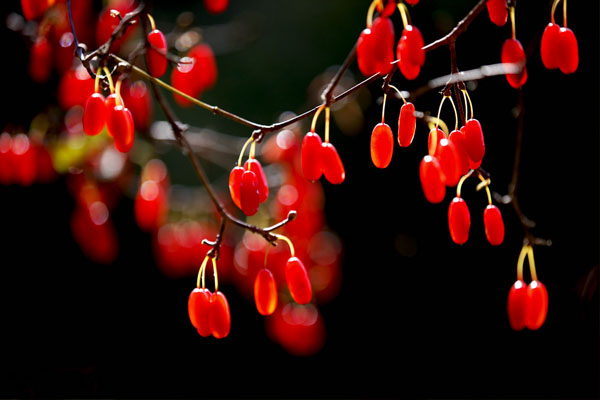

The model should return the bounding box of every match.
[448,194,504,246]
[357,0,425,80]
[0,133,56,186]
[229,148,269,217]
[541,1,578,74]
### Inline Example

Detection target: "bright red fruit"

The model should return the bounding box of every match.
[301,132,323,181]
[188,288,212,337]
[240,170,259,216]
[463,119,485,163]
[254,268,278,316]
[171,44,218,106]
[134,180,167,232]
[486,0,507,26]
[209,291,231,339]
[95,0,137,52]
[398,102,416,147]
[428,128,447,156]
[171,56,200,107]
[483,205,504,246]
[370,123,394,168]
[321,142,345,184]
[83,93,107,136]
[146,29,168,78]
[541,23,561,70]
[502,38,527,88]
[448,197,470,245]
[356,16,395,76]
[397,25,425,80]
[29,37,52,83]
[448,129,470,177]
[507,280,528,331]
[526,280,548,330]
[21,0,53,20]
[121,80,153,132]
[203,0,228,14]
[244,158,269,203]
[437,139,460,187]
[189,43,218,90]
[285,257,312,305]
[558,27,579,74]
[419,155,445,203]
[228,166,244,209]
[109,105,135,153]
[58,65,95,110]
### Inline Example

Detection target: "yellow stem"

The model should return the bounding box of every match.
[381,93,388,123]
[456,170,474,198]
[147,13,156,31]
[114,78,123,106]
[366,0,382,28]
[311,105,326,134]
[212,257,219,293]
[389,84,407,104]
[249,141,256,159]
[94,69,101,94]
[397,2,410,28]
[476,172,493,205]
[448,95,458,131]
[103,67,115,94]
[563,0,567,27]
[527,246,538,282]
[516,244,528,282]
[196,255,210,289]
[325,106,331,143]
[510,6,516,39]
[550,0,561,24]
[273,233,295,258]
[462,89,474,120]
[237,136,254,167]
[435,96,447,131]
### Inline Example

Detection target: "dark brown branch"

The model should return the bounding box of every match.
[320,40,358,105]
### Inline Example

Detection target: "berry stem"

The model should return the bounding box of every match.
[273,233,295,258]
[447,95,458,131]
[310,104,326,134]
[550,0,561,25]
[94,69,101,93]
[527,245,538,282]
[325,106,331,143]
[147,13,156,31]
[516,244,528,281]
[103,67,115,94]
[237,137,254,167]
[381,93,388,124]
[366,0,382,28]
[388,84,407,104]
[211,257,219,293]
[197,255,210,289]
[563,0,567,27]
[456,170,474,198]
[397,2,410,28]
[476,172,493,205]
[510,5,516,40]
[462,89,474,120]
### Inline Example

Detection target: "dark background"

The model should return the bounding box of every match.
[0,0,598,398]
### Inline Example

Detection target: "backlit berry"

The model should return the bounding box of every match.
[448,197,470,245]
[321,142,345,184]
[188,288,212,337]
[108,105,135,153]
[448,129,470,177]
[507,280,528,331]
[437,138,460,187]
[209,291,231,339]
[397,102,416,147]
[428,127,447,156]
[483,205,504,246]
[240,170,260,216]
[557,27,579,74]
[146,29,168,78]
[463,119,485,163]
[370,123,394,168]
[419,155,445,204]
[301,132,323,181]
[486,0,507,26]
[244,158,269,203]
[357,16,395,76]
[396,25,425,80]
[254,268,278,316]
[526,280,548,330]
[203,0,228,14]
[285,256,312,305]
[229,166,244,209]
[502,38,527,88]
[83,93,107,136]
[541,23,561,70]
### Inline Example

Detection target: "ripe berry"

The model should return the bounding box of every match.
[448,129,470,177]
[301,132,323,181]
[58,65,95,110]
[437,138,460,187]
[428,127,447,156]
[29,36,52,83]
[397,102,416,147]
[171,56,200,107]
[188,288,212,337]
[448,197,470,245]
[486,0,507,26]
[526,280,548,330]
[483,205,504,246]
[463,119,485,163]
[189,43,218,90]
[228,166,244,209]
[541,23,561,70]
[244,158,269,203]
[146,29,168,78]
[557,27,579,74]
[357,16,395,76]
[254,268,278,316]
[265,302,326,356]
[419,155,445,204]
[321,142,345,184]
[203,0,228,14]
[285,257,312,305]
[370,123,394,168]
[240,170,260,216]
[507,279,528,331]
[134,180,167,232]
[396,25,425,80]
[108,105,135,153]
[209,291,231,339]
[121,80,153,132]
[83,93,107,136]
[502,38,527,88]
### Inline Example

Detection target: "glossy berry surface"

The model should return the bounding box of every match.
[502,38,527,88]
[428,128,447,156]
[483,205,504,245]
[146,29,168,78]
[370,123,394,168]
[301,132,323,181]
[448,129,470,177]
[541,23,561,69]
[254,268,278,316]
[437,138,460,187]
[463,119,485,163]
[486,0,507,26]
[396,25,425,80]
[228,166,244,209]
[397,102,416,147]
[188,288,212,337]
[507,280,528,331]
[321,142,345,184]
[526,280,548,330]
[419,155,445,204]
[109,105,135,153]
[209,291,231,339]
[83,93,107,136]
[557,27,579,74]
[448,197,470,245]
[356,16,395,76]
[244,158,269,203]
[285,257,312,305]
[240,170,260,216]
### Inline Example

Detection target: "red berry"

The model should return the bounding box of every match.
[448,197,470,245]
[526,280,548,330]
[558,27,579,74]
[321,142,345,184]
[502,38,527,88]
[483,205,504,246]
[396,25,425,80]
[58,65,95,110]
[189,43,218,91]
[379,0,396,17]
[356,16,395,76]
[244,158,269,203]
[203,0,228,14]
[301,132,323,181]
[121,80,153,132]
[397,102,416,147]
[29,36,52,83]
[370,123,394,168]
[146,29,168,78]
[428,127,447,156]
[95,0,137,52]
[437,138,460,187]
[228,166,244,209]
[188,288,212,337]
[507,280,528,331]
[108,105,135,153]
[209,291,231,339]
[83,93,107,136]
[240,170,260,216]
[448,129,470,177]
[463,119,485,163]
[285,257,312,305]
[134,180,168,232]
[171,57,201,107]
[541,23,561,70]
[399,60,421,80]
[486,0,507,26]
[254,268,278,316]
[419,155,445,203]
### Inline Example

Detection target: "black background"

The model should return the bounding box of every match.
[0,0,598,398]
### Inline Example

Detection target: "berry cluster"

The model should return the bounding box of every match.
[541,0,578,74]
[229,140,269,216]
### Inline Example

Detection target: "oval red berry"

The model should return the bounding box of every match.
[188,288,212,337]
[483,205,504,246]
[244,158,269,203]
[448,197,470,245]
[419,155,445,204]
[240,170,260,216]
[83,93,107,136]
[397,102,416,147]
[254,268,278,316]
[526,280,548,330]
[370,123,394,168]
[285,256,312,305]
[228,166,244,209]
[209,291,231,339]
[301,132,323,181]
[146,29,168,78]
[507,280,528,331]
[321,142,345,184]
